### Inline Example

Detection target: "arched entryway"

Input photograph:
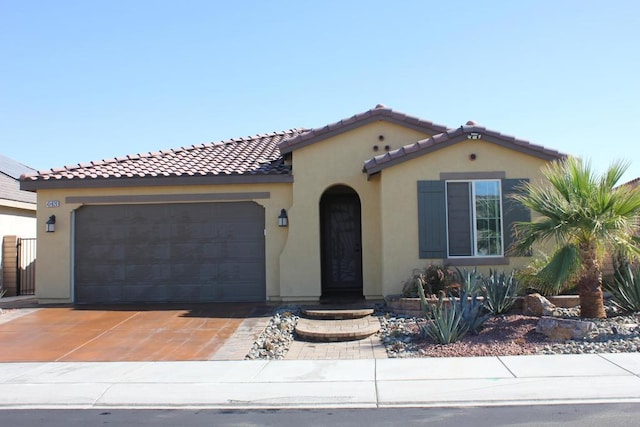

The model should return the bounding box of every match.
[319,185,363,301]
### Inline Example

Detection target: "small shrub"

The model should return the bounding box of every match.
[606,263,640,313]
[482,270,518,315]
[402,264,453,297]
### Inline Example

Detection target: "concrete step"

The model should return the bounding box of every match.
[302,307,374,320]
[294,316,380,342]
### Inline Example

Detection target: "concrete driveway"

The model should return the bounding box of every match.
[0,303,263,362]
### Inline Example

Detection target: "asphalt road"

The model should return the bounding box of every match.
[0,404,638,426]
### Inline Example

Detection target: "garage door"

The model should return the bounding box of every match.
[74,202,265,303]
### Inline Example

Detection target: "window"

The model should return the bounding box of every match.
[446,180,502,257]
[417,177,529,261]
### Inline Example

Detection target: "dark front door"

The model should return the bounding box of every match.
[320,187,363,296]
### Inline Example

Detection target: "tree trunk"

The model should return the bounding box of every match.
[578,240,606,319]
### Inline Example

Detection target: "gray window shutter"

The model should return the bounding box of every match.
[418,181,446,258]
[446,181,473,256]
[502,178,530,254]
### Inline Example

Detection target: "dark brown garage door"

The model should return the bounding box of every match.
[74,202,265,303]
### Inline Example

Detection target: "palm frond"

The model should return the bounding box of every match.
[535,244,582,295]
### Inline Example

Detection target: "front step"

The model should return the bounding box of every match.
[295,317,380,342]
[302,308,374,320]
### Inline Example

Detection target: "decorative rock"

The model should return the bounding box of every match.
[523,293,556,317]
[536,316,596,341]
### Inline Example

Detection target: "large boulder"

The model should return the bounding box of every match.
[536,316,596,341]
[523,293,556,316]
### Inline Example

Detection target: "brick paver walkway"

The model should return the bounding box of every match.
[213,309,389,360]
[285,335,387,360]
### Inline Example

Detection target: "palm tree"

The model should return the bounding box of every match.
[511,157,640,318]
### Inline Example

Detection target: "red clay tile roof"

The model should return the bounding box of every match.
[278,104,449,154]
[22,129,309,186]
[363,123,566,177]
[21,106,567,190]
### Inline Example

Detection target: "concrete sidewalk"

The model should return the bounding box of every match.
[1,353,640,409]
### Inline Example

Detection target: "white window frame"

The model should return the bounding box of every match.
[444,179,504,258]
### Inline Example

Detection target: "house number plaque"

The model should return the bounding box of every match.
[45,200,60,208]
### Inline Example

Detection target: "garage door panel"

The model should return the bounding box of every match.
[74,202,265,303]
[125,244,171,262]
[76,284,123,303]
[76,264,125,283]
[81,244,126,263]
[124,264,172,281]
[171,263,217,282]
[219,282,263,301]
[123,283,172,302]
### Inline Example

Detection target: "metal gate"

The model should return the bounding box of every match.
[17,237,36,295]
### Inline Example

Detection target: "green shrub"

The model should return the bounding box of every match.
[606,263,640,313]
[481,270,518,315]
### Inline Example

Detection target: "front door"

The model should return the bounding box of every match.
[320,186,363,297]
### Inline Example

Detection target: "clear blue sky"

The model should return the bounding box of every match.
[2,0,639,183]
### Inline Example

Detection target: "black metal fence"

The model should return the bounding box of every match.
[17,237,36,295]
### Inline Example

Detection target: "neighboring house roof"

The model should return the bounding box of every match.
[622,177,640,189]
[363,122,566,177]
[21,129,309,190]
[0,154,36,205]
[278,104,449,155]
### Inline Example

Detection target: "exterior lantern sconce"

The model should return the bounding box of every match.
[467,132,482,140]
[45,215,56,233]
[278,209,288,227]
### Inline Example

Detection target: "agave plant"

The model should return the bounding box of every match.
[453,266,483,296]
[416,293,469,344]
[454,289,491,335]
[606,263,640,313]
[481,270,518,315]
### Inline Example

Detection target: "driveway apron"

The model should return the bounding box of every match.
[0,304,258,362]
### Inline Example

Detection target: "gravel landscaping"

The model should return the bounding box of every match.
[246,302,640,359]
[378,305,640,358]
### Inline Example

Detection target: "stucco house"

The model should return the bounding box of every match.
[1,154,37,294]
[21,105,564,304]
[1,154,37,239]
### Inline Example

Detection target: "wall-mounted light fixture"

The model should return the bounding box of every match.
[278,209,289,227]
[467,132,482,140]
[45,215,56,233]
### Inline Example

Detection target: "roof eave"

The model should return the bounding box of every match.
[279,109,448,155]
[20,173,294,191]
[363,129,566,177]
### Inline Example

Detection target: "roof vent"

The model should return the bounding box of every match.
[375,104,387,109]
[465,120,478,126]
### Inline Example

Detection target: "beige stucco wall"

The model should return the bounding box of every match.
[32,121,555,303]
[34,183,291,303]
[278,122,433,300]
[378,139,551,296]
